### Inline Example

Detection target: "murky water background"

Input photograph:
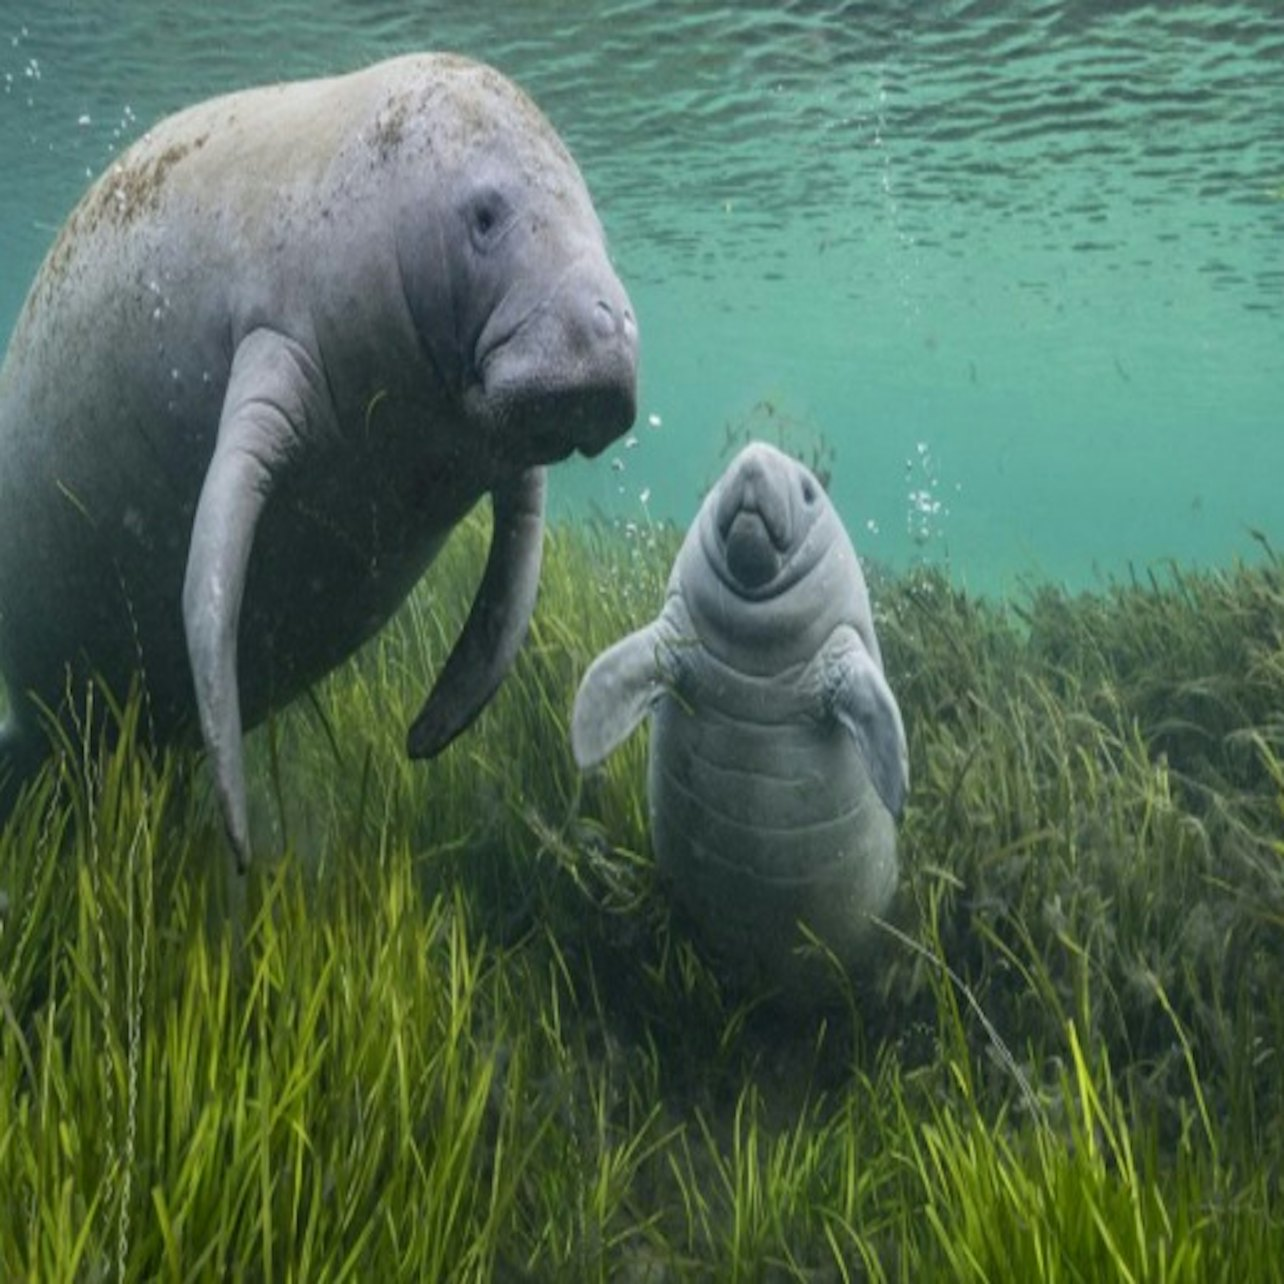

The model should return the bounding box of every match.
[2,0,1281,593]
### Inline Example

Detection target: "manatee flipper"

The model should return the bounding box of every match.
[570,611,678,769]
[183,328,332,871]
[407,466,547,759]
[820,627,910,819]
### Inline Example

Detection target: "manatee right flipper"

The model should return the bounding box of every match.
[182,327,332,871]
[571,603,685,769]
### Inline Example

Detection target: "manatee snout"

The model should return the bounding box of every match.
[548,266,639,455]
[482,256,638,460]
[716,445,796,590]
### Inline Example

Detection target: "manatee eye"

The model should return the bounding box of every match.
[802,478,817,504]
[468,189,510,251]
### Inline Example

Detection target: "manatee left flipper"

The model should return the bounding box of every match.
[183,327,332,871]
[820,627,910,819]
[407,466,547,759]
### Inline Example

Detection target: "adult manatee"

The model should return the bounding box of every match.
[0,54,638,866]
[572,443,907,996]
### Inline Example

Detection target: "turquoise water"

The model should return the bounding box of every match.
[2,0,1280,594]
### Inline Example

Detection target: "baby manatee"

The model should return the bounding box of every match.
[572,443,908,997]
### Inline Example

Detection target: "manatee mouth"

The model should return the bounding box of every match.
[478,376,637,465]
[538,381,637,459]
[722,509,784,589]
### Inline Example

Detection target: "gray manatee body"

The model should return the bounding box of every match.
[0,54,638,865]
[572,443,907,995]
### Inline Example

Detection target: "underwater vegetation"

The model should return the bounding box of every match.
[1,508,1283,1281]
[715,398,838,495]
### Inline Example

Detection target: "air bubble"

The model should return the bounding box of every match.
[905,440,953,552]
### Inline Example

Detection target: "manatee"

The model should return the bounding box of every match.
[571,443,908,995]
[0,54,638,866]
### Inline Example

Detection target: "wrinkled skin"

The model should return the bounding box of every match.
[0,54,638,865]
[572,444,908,999]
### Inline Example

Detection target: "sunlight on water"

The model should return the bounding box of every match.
[1,0,1281,592]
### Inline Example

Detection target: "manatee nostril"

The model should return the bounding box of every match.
[592,300,617,339]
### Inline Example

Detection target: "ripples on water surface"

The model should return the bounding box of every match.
[2,1,1281,590]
